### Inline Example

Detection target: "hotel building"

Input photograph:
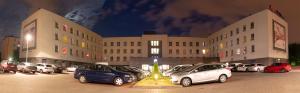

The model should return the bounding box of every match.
[19,9,288,67]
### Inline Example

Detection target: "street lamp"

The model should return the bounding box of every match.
[25,34,32,63]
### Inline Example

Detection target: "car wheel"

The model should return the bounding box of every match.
[113,77,124,86]
[257,68,261,72]
[280,69,287,73]
[0,69,4,73]
[39,69,43,73]
[218,74,227,83]
[13,71,17,74]
[32,71,36,74]
[79,76,87,83]
[181,77,192,87]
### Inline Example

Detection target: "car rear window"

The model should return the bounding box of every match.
[46,65,52,67]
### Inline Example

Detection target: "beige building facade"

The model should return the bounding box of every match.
[1,36,19,61]
[20,9,288,66]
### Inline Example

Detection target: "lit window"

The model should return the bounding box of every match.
[81,42,85,48]
[151,41,159,46]
[62,48,67,55]
[63,24,67,31]
[151,48,159,54]
[220,43,224,49]
[63,36,68,44]
[236,48,241,55]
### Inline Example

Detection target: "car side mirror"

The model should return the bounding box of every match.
[192,70,198,73]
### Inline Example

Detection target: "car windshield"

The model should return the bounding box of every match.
[46,65,52,67]
[250,64,256,66]
[245,64,251,67]
[182,65,199,72]
[25,63,36,66]
[175,66,191,71]
[112,66,130,72]
[272,63,282,66]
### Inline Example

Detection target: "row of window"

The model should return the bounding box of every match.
[55,22,99,43]
[209,22,255,45]
[104,42,142,47]
[168,42,205,47]
[55,33,100,51]
[168,49,202,55]
[211,45,255,58]
[54,45,98,60]
[210,33,255,51]
[104,49,142,54]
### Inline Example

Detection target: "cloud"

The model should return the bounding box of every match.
[143,0,272,36]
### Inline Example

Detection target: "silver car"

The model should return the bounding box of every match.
[170,64,232,87]
[163,65,192,77]
[247,63,266,72]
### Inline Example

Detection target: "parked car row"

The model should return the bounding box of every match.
[74,64,150,86]
[229,62,292,73]
[0,60,79,74]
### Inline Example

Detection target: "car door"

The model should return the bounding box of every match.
[191,65,211,83]
[96,66,115,83]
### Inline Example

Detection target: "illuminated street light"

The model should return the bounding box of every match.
[25,34,32,63]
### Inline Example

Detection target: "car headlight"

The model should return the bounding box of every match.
[124,75,131,78]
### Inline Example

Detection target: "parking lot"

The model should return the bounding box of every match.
[1,71,300,93]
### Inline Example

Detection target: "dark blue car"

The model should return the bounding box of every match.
[74,64,133,86]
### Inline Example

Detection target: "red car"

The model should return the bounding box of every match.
[264,63,292,73]
[0,60,17,73]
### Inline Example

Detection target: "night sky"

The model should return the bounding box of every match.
[0,0,299,46]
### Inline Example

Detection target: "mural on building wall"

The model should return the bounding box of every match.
[273,20,286,51]
[22,20,37,50]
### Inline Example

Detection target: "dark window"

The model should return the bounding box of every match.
[251,22,254,29]
[110,49,113,54]
[131,42,134,46]
[76,50,78,56]
[123,49,127,54]
[76,40,79,46]
[189,42,193,46]
[110,57,113,61]
[82,33,84,39]
[216,37,219,42]
[104,42,107,46]
[176,49,179,54]
[123,57,127,61]
[138,49,141,54]
[169,49,172,54]
[196,49,200,54]
[196,42,199,46]
[70,48,73,56]
[117,49,120,54]
[251,33,255,41]
[251,45,255,52]
[183,42,186,46]
[123,42,127,46]
[231,50,233,56]
[55,45,58,53]
[236,28,239,34]
[104,49,107,54]
[176,42,179,46]
[221,35,223,40]
[138,42,142,46]
[111,42,114,46]
[237,38,240,45]
[116,57,120,61]
[230,30,233,36]
[76,30,79,36]
[55,22,59,29]
[243,25,246,31]
[70,28,73,34]
[131,49,134,54]
[169,42,172,46]
[55,33,58,40]
[117,42,120,46]
[226,51,228,57]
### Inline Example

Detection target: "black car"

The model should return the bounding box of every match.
[110,65,145,81]
[51,64,64,73]
[74,64,134,86]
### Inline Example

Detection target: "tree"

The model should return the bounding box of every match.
[289,43,300,66]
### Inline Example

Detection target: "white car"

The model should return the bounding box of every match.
[170,64,232,87]
[163,65,192,77]
[66,65,78,72]
[36,63,54,74]
[247,63,266,72]
[236,64,251,72]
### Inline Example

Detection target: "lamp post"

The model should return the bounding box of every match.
[25,34,32,63]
